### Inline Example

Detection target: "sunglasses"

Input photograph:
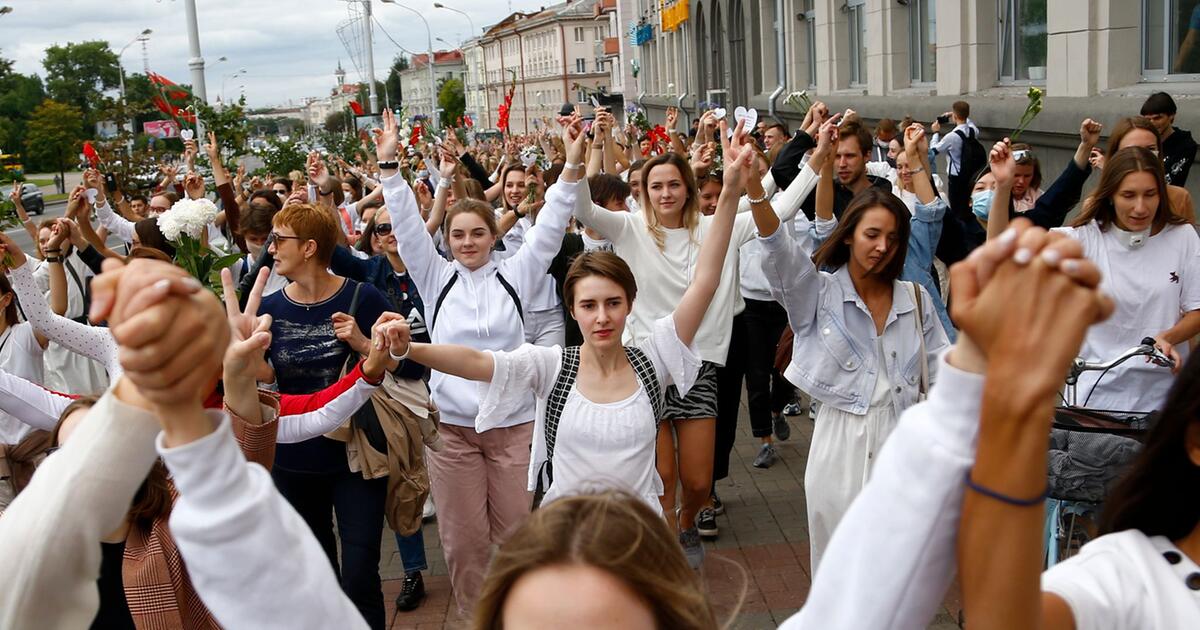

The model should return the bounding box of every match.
[374,223,393,236]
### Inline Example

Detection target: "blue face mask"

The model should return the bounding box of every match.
[971,189,995,220]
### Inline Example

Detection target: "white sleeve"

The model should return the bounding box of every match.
[1179,229,1200,312]
[1042,546,1139,630]
[0,368,73,431]
[161,415,368,630]
[770,163,820,224]
[574,200,632,241]
[94,200,136,243]
[8,262,121,377]
[476,344,559,433]
[780,351,983,630]
[275,375,380,444]
[0,387,161,630]
[759,227,823,338]
[642,316,701,396]
[502,178,585,298]
[380,171,454,319]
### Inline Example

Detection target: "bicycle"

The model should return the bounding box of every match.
[1043,336,1176,568]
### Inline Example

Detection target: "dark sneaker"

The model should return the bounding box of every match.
[753,443,778,469]
[711,492,725,516]
[679,527,705,568]
[774,413,791,441]
[394,571,426,612]
[696,507,718,538]
[783,402,803,416]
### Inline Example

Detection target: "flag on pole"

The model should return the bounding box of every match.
[148,72,197,123]
[349,100,365,116]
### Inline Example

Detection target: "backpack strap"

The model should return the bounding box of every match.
[624,346,663,423]
[533,345,581,502]
[430,270,525,332]
[430,273,460,332]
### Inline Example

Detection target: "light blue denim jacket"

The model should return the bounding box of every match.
[760,227,950,416]
[811,196,956,341]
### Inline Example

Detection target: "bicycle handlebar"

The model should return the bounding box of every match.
[1069,336,1176,380]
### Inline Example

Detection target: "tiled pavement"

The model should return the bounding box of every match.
[380,398,964,629]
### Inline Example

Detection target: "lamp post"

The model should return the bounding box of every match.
[118,29,152,155]
[221,69,246,105]
[183,0,209,102]
[380,0,438,129]
[433,1,477,113]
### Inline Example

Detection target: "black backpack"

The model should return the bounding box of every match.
[954,128,987,180]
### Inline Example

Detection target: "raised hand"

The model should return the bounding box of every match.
[204,131,221,163]
[221,266,275,382]
[284,188,308,207]
[0,230,29,268]
[183,139,198,173]
[1079,118,1102,148]
[903,123,928,158]
[809,112,843,170]
[561,113,587,165]
[45,219,70,252]
[160,163,179,187]
[373,107,400,163]
[665,106,679,130]
[438,147,458,178]
[413,180,433,210]
[989,139,1016,187]
[363,312,409,380]
[8,180,21,205]
[1089,148,1105,171]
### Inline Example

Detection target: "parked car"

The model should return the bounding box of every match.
[20,183,44,215]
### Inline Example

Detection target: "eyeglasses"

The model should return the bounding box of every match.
[373,223,393,236]
[270,232,304,243]
[150,205,171,212]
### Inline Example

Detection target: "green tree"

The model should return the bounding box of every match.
[254,135,309,177]
[385,55,410,110]
[42,41,120,131]
[0,67,45,156]
[325,110,351,133]
[194,98,252,161]
[25,99,83,182]
[438,78,465,128]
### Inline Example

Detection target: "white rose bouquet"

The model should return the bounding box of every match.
[157,197,242,294]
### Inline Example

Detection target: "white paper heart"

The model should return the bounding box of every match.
[520,153,537,168]
[180,128,194,141]
[733,106,758,132]
[712,107,727,120]
[85,188,98,203]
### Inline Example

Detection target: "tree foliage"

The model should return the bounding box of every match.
[25,99,83,173]
[194,98,252,159]
[0,53,45,155]
[385,55,409,109]
[254,135,309,178]
[42,41,120,131]
[438,78,465,128]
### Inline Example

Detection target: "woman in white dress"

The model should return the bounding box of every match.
[750,120,949,572]
[0,273,49,507]
[373,138,754,568]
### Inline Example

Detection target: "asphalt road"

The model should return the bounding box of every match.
[5,197,69,254]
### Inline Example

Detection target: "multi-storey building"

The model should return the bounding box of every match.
[473,0,614,134]
[398,50,467,123]
[631,0,1199,199]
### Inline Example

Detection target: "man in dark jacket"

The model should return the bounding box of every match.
[1142,92,1197,187]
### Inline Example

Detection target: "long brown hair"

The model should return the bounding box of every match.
[1106,116,1162,157]
[639,152,700,250]
[473,490,718,630]
[812,187,911,283]
[50,396,173,529]
[1071,146,1184,233]
[0,274,17,327]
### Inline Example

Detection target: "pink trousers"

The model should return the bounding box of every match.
[426,421,533,613]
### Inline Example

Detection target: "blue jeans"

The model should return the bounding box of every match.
[394,529,429,574]
[273,467,387,630]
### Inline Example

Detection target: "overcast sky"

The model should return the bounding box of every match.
[0,0,558,109]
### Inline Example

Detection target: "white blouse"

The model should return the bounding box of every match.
[476,316,700,509]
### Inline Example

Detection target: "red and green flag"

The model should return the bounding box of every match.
[148,71,196,124]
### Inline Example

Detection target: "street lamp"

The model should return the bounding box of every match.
[117,28,152,154]
[221,68,247,104]
[433,2,477,117]
[380,0,438,129]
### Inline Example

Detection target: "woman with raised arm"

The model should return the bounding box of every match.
[375,108,588,613]
[750,117,950,572]
[570,118,823,557]
[376,138,748,508]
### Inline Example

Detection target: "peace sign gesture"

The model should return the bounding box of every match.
[373,107,400,164]
[221,266,275,383]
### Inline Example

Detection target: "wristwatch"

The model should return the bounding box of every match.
[378,160,400,170]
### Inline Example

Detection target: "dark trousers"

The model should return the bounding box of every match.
[714,312,748,483]
[274,468,388,630]
[743,299,792,435]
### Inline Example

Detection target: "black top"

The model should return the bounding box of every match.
[91,541,135,630]
[1163,127,1197,187]
[547,233,587,346]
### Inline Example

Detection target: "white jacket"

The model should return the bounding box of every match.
[380,171,589,428]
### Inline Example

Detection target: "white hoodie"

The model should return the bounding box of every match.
[381,170,589,428]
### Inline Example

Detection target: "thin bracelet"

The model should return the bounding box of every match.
[964,471,1048,507]
[564,161,583,170]
[389,345,411,362]
[746,191,770,204]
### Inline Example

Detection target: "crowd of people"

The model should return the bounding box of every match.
[0,86,1197,630]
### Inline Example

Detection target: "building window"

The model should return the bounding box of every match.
[576,58,586,73]
[1144,0,1200,77]
[577,89,587,103]
[847,0,868,86]
[803,0,816,87]
[575,27,585,42]
[909,0,937,83]
[999,0,1047,82]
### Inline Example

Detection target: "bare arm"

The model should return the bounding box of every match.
[8,181,39,246]
[986,140,1015,241]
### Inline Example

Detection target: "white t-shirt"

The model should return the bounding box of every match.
[0,323,45,443]
[1042,529,1200,629]
[476,316,700,509]
[1054,222,1200,412]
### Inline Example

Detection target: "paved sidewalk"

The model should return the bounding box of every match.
[380,398,963,629]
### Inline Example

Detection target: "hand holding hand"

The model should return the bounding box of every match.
[903,123,928,158]
[561,113,587,165]
[45,219,70,252]
[363,312,410,379]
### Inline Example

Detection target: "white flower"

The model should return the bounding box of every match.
[157,197,219,242]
